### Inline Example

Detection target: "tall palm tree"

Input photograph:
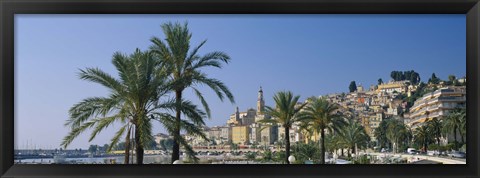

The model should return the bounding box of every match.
[413,125,433,152]
[442,110,463,150]
[374,120,390,150]
[457,108,466,144]
[150,22,235,163]
[62,49,177,164]
[427,118,443,147]
[337,118,369,157]
[385,118,408,154]
[258,91,306,164]
[297,97,344,164]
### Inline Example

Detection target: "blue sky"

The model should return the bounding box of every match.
[14,14,465,149]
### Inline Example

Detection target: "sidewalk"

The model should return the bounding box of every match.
[368,152,466,164]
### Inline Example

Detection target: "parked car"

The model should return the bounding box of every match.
[448,151,466,158]
[407,148,417,155]
[381,148,390,153]
[427,150,440,156]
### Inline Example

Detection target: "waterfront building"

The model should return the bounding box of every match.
[406,86,466,129]
[277,126,298,143]
[219,126,232,143]
[249,123,262,144]
[231,126,250,145]
[207,126,223,144]
[259,124,278,146]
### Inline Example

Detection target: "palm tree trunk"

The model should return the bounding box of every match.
[124,127,131,164]
[285,126,290,164]
[423,138,428,152]
[320,129,325,164]
[436,134,441,147]
[459,128,464,144]
[130,128,134,164]
[135,124,144,164]
[171,90,182,163]
[453,126,458,150]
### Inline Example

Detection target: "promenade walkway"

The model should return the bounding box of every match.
[368,152,466,164]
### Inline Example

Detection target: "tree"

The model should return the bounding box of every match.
[259,91,306,164]
[458,108,466,144]
[230,142,239,151]
[428,73,440,84]
[245,152,257,161]
[292,142,321,164]
[427,118,443,147]
[337,117,370,157]
[448,75,456,84]
[349,81,357,93]
[150,22,235,163]
[442,112,462,150]
[378,78,383,85]
[385,118,409,153]
[390,70,420,84]
[61,49,179,164]
[297,97,345,164]
[413,125,433,152]
[88,145,98,154]
[145,140,157,150]
[159,138,175,151]
[115,142,127,151]
[390,71,399,81]
[262,150,274,162]
[374,119,389,148]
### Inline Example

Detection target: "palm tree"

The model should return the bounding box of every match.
[324,134,343,156]
[457,108,466,144]
[292,142,321,163]
[150,22,235,163]
[413,125,433,152]
[259,91,306,164]
[427,118,443,147]
[337,118,370,157]
[297,97,344,164]
[442,110,463,150]
[62,49,177,164]
[374,120,390,149]
[385,118,408,154]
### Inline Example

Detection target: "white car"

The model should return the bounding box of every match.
[407,148,417,154]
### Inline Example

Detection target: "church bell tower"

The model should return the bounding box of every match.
[257,86,265,114]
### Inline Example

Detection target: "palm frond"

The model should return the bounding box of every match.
[61,120,97,149]
[78,67,124,93]
[89,116,121,142]
[107,124,128,152]
[192,87,211,118]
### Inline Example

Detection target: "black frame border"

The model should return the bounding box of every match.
[1,0,479,178]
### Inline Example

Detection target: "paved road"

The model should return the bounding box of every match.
[368,152,466,164]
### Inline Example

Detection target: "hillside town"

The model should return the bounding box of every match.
[156,72,466,156]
